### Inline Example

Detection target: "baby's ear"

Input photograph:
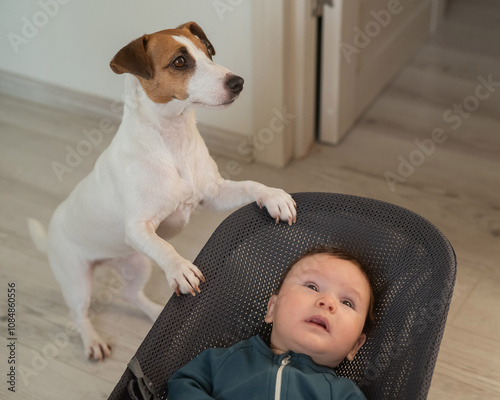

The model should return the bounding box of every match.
[346,333,366,361]
[265,295,278,324]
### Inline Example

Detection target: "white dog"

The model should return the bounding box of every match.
[28,22,296,361]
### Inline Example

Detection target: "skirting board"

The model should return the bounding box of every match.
[0,69,252,164]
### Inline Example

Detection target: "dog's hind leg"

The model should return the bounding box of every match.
[113,253,164,322]
[48,253,112,361]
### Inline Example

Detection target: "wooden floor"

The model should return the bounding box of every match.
[1,1,499,398]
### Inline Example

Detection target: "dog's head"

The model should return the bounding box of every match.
[110,22,244,108]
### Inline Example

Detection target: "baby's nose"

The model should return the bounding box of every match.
[318,298,336,313]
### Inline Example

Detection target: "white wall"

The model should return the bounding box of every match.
[0,0,253,136]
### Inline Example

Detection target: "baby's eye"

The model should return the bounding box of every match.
[306,283,319,292]
[342,300,354,309]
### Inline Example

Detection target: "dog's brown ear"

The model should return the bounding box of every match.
[110,35,153,80]
[177,21,216,56]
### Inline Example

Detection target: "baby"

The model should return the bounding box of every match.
[168,246,375,399]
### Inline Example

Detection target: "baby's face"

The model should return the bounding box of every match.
[265,254,371,368]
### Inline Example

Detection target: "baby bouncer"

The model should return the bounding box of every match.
[108,192,456,400]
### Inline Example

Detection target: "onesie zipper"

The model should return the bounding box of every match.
[274,355,291,400]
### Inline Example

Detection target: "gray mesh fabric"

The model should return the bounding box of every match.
[108,192,456,400]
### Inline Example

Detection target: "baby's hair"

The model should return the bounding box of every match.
[274,245,376,334]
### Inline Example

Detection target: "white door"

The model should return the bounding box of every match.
[318,0,445,145]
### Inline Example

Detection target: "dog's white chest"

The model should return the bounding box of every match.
[151,146,215,212]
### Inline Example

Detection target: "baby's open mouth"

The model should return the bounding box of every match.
[307,317,329,331]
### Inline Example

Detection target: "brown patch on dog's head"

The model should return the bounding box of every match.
[176,21,215,59]
[109,22,215,104]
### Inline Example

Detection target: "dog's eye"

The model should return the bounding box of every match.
[173,56,186,69]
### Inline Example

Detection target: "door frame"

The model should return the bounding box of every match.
[251,0,317,167]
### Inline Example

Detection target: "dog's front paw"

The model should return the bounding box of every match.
[84,336,112,362]
[166,258,206,297]
[257,188,297,225]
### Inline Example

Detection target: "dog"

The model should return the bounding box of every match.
[27,22,297,361]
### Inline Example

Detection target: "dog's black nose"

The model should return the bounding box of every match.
[226,75,244,95]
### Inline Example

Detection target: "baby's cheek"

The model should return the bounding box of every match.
[278,294,301,309]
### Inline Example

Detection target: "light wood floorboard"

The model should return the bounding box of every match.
[1,1,499,398]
